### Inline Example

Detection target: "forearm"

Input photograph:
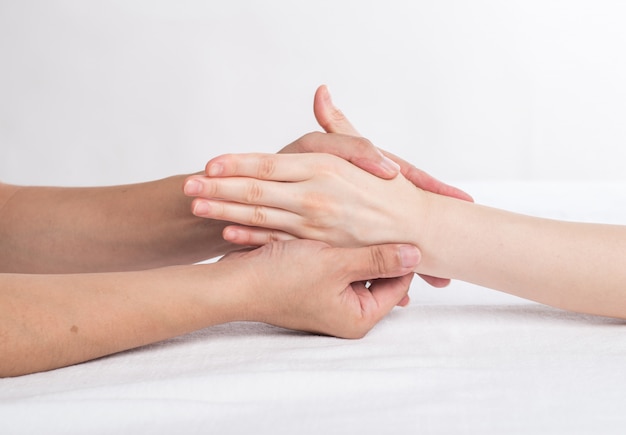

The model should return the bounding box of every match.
[0,262,246,377]
[0,176,234,273]
[413,192,626,317]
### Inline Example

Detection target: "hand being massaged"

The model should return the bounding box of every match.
[185,85,473,287]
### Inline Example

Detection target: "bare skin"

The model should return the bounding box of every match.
[0,87,468,275]
[230,85,473,288]
[0,86,466,376]
[0,240,419,377]
[184,100,626,319]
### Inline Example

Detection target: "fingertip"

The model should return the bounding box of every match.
[183,177,203,196]
[399,245,421,270]
[222,226,240,242]
[206,162,224,177]
[316,84,331,103]
[419,275,451,288]
[397,295,411,307]
[192,199,210,217]
[378,155,401,178]
[313,85,333,129]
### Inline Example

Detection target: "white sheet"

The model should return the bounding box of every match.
[2,181,626,434]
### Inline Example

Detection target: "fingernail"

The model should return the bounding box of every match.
[398,295,411,307]
[207,163,223,177]
[323,85,333,103]
[380,155,401,174]
[223,227,239,241]
[193,201,210,216]
[400,245,420,269]
[184,179,202,195]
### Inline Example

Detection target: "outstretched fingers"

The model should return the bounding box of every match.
[189,196,302,235]
[223,225,296,246]
[204,153,315,182]
[184,174,301,211]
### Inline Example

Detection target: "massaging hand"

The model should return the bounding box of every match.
[296,85,473,203]
[185,152,424,253]
[220,239,419,338]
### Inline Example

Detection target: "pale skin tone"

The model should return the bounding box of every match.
[0,86,471,377]
[185,97,626,320]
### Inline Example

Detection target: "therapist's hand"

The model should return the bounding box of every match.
[221,239,419,338]
[285,85,473,203]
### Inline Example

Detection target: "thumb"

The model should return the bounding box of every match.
[312,85,400,179]
[342,244,420,282]
[314,84,361,136]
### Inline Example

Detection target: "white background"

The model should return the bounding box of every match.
[1,0,625,186]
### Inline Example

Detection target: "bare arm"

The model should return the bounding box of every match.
[0,240,420,377]
[415,193,626,317]
[184,153,626,319]
[0,176,232,273]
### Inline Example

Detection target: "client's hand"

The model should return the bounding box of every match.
[222,239,419,338]
[307,85,472,287]
[185,152,425,250]
[230,85,470,287]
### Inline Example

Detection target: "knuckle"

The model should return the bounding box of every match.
[257,156,276,179]
[331,106,347,123]
[244,180,264,203]
[404,163,423,185]
[301,192,334,226]
[369,246,389,277]
[312,153,340,174]
[352,136,375,153]
[267,231,283,243]
[251,205,267,226]
[298,132,321,151]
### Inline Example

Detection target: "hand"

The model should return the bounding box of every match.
[221,239,420,338]
[288,85,473,202]
[185,152,426,251]
[310,85,474,287]
[215,85,471,287]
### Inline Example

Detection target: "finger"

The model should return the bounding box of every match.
[356,273,414,324]
[397,294,411,307]
[310,87,400,179]
[185,175,300,211]
[313,84,361,136]
[282,132,400,180]
[382,150,474,202]
[223,225,297,246]
[205,153,315,181]
[342,244,420,282]
[191,198,303,236]
[418,274,451,288]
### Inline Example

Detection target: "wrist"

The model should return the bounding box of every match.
[408,191,469,278]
